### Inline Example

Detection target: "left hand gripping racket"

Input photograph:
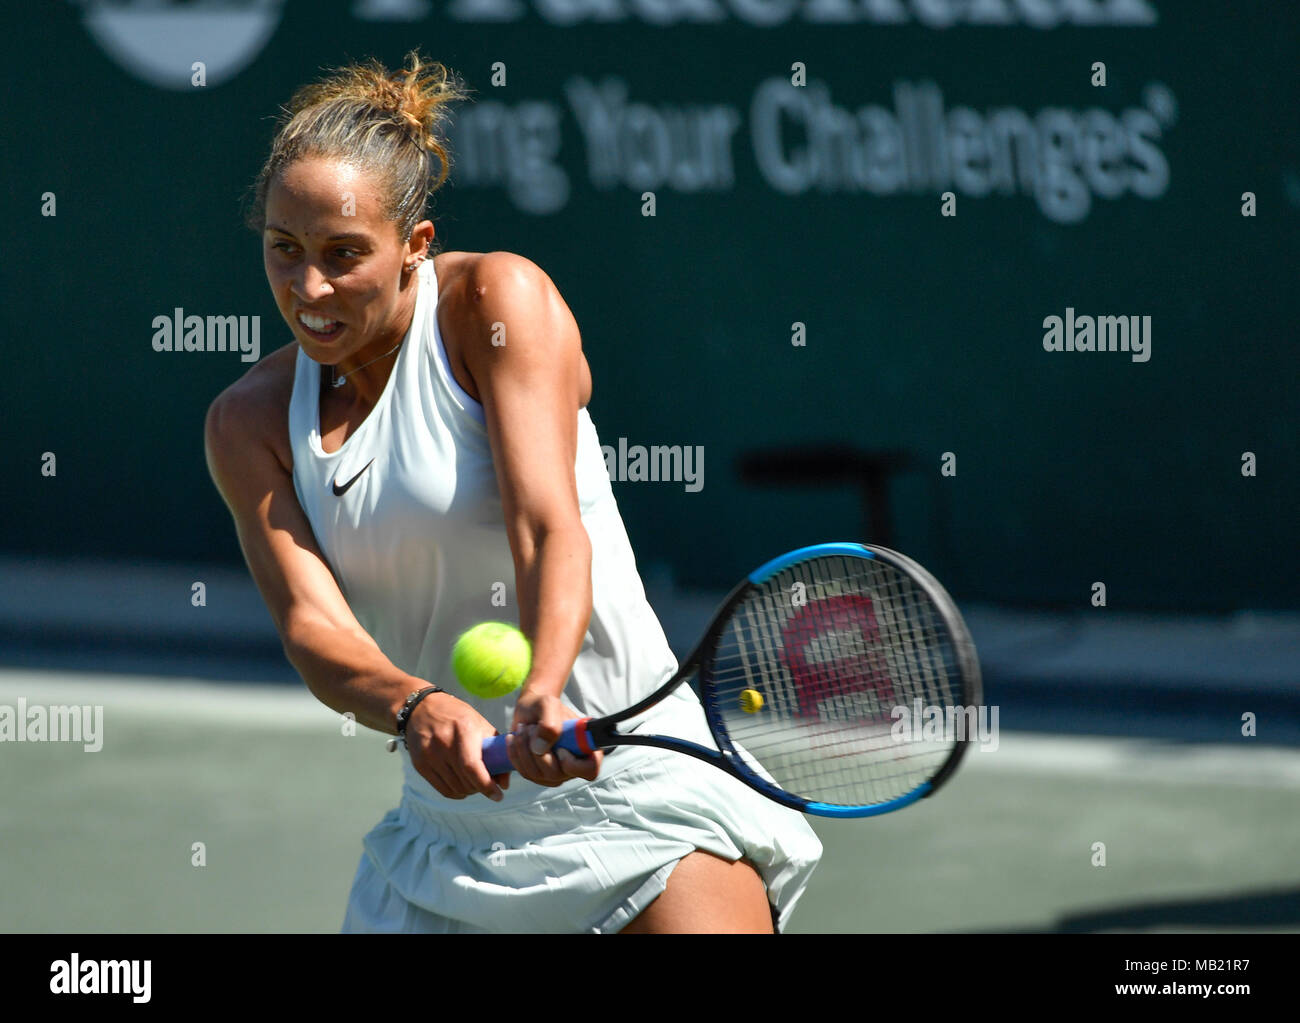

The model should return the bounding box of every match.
[480,542,982,818]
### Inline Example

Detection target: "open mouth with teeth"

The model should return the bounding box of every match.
[297,310,345,338]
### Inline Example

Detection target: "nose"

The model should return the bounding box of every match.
[292,262,333,303]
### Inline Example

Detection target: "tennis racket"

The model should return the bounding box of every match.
[481,542,982,818]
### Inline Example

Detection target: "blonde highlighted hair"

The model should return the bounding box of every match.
[246,51,469,245]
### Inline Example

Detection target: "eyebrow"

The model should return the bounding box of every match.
[265,225,371,243]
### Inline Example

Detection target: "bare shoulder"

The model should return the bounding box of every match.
[436,250,562,323]
[435,250,591,404]
[204,341,300,474]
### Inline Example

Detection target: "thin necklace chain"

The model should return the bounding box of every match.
[331,341,403,389]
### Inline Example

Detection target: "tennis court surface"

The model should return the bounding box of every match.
[3,668,1296,934]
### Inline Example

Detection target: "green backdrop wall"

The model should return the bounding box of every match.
[7,0,1297,610]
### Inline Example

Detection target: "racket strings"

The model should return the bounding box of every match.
[704,554,967,808]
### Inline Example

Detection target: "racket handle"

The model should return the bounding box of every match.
[480,718,595,775]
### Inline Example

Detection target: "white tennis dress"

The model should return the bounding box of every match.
[287,257,822,933]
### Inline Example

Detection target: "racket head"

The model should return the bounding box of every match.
[691,542,982,817]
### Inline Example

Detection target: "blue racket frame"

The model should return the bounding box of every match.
[481,542,982,818]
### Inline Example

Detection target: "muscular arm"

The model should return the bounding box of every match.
[455,252,600,779]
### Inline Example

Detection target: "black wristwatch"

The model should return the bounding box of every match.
[385,685,445,752]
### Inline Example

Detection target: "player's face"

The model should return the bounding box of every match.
[262,156,428,367]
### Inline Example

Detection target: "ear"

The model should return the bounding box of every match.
[406,219,435,261]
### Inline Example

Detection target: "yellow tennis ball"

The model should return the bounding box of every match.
[451,623,532,699]
[739,688,764,714]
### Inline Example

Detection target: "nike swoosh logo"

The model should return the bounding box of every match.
[332,458,375,496]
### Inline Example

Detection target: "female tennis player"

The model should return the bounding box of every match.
[204,52,821,933]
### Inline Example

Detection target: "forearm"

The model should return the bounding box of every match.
[283,617,427,734]
[513,524,593,698]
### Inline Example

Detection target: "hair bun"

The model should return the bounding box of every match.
[247,51,470,241]
[289,51,466,151]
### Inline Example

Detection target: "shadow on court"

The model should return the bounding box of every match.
[973,886,1300,933]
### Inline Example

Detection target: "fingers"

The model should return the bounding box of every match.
[414,749,475,801]
[556,747,602,782]
[416,753,506,802]
[530,704,565,755]
[415,756,462,800]
[418,753,501,802]
[508,726,567,785]
[406,703,504,801]
[456,726,504,802]
[507,729,560,785]
[507,725,600,786]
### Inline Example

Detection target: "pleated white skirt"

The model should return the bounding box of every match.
[341,689,824,933]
